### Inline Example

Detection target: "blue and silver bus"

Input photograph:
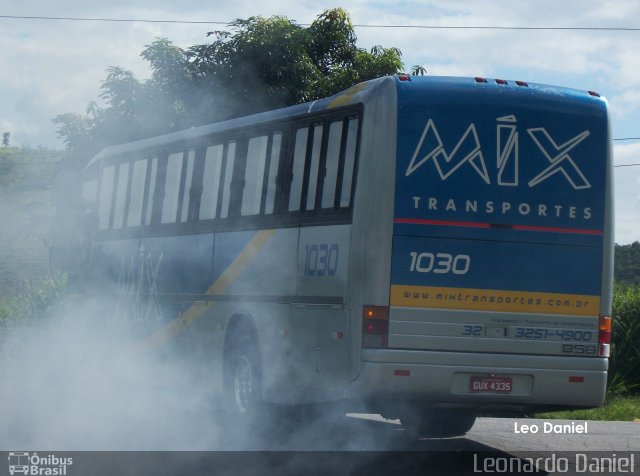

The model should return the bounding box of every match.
[77,75,613,436]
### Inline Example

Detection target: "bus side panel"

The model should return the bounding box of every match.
[292,224,351,402]
[137,233,217,381]
[141,233,215,297]
[211,228,297,403]
[347,77,398,382]
[213,229,297,297]
[87,239,140,296]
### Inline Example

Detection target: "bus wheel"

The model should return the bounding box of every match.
[400,410,476,438]
[225,332,262,421]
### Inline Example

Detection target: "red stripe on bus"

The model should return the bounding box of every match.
[394,218,491,229]
[393,218,604,236]
[511,224,603,235]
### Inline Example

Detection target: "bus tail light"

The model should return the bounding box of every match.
[362,306,389,348]
[598,315,611,357]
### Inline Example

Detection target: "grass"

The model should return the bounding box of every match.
[0,274,67,330]
[536,395,640,421]
[609,285,640,395]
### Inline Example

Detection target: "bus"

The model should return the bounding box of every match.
[74,75,613,437]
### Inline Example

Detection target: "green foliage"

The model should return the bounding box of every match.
[0,147,65,190]
[536,395,640,421]
[0,275,67,330]
[410,64,428,76]
[615,242,640,286]
[609,284,640,395]
[52,112,94,152]
[53,9,404,159]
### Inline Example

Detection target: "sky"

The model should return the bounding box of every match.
[0,0,639,243]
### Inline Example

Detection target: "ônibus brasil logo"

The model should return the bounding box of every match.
[405,115,592,190]
[8,452,73,475]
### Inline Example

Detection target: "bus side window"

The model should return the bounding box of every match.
[161,152,184,224]
[264,132,282,215]
[305,124,323,211]
[220,142,237,219]
[127,159,148,227]
[144,157,158,226]
[242,135,268,216]
[112,162,130,229]
[200,145,224,220]
[98,165,115,230]
[322,120,343,209]
[288,127,308,212]
[180,150,196,223]
[340,118,359,208]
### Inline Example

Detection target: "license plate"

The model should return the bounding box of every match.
[469,375,513,393]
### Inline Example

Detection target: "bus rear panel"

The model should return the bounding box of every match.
[355,76,612,413]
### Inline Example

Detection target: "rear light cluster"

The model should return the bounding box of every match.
[362,305,389,348]
[598,315,611,357]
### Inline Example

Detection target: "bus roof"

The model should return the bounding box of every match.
[85,76,391,170]
[86,75,605,170]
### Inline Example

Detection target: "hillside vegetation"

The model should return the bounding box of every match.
[615,242,640,286]
[0,147,65,296]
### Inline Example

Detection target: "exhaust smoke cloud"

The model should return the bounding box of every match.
[0,299,401,452]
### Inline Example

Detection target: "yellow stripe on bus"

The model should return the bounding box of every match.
[390,285,600,317]
[328,82,369,109]
[136,229,277,351]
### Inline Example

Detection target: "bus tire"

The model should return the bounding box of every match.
[224,331,262,424]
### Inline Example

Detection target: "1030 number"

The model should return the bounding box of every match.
[409,252,471,275]
[304,244,339,276]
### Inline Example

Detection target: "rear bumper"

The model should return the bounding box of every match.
[351,349,607,411]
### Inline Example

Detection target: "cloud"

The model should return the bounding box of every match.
[613,143,640,244]
[609,90,640,121]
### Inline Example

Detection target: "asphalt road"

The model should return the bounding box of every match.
[199,412,640,474]
[216,412,640,451]
[2,406,639,475]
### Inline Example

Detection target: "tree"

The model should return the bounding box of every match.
[410,64,428,76]
[54,9,404,159]
[615,242,640,285]
[2,132,9,147]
